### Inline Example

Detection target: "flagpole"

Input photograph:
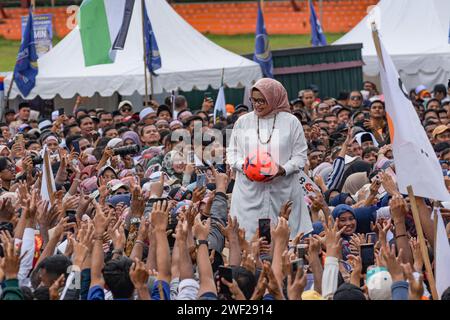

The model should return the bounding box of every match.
[407,186,439,300]
[141,0,149,107]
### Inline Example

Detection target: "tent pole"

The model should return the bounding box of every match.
[4,73,15,110]
[141,0,149,107]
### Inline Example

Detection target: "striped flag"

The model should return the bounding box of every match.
[41,147,56,207]
[79,0,135,67]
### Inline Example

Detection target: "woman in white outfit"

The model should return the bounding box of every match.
[227,78,312,239]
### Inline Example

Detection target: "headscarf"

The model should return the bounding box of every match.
[0,145,11,156]
[162,150,184,178]
[337,160,373,191]
[332,204,357,259]
[81,165,96,178]
[121,131,142,150]
[251,78,291,118]
[342,172,369,196]
[330,193,354,207]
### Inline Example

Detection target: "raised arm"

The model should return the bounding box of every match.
[150,201,171,284]
[192,215,216,297]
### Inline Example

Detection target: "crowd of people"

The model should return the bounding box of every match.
[0,77,449,301]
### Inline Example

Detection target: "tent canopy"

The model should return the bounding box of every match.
[6,0,262,99]
[334,0,450,89]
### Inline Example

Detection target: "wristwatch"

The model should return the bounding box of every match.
[195,239,209,248]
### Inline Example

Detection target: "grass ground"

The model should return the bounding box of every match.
[0,33,344,72]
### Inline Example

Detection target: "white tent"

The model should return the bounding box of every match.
[5,0,262,100]
[334,0,450,90]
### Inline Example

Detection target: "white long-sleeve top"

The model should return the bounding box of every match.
[227,111,312,240]
[17,228,36,287]
[321,256,340,300]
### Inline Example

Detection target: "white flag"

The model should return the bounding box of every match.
[213,86,226,124]
[41,146,56,207]
[435,209,450,299]
[373,27,450,201]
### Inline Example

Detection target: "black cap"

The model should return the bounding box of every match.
[333,283,366,300]
[235,104,249,112]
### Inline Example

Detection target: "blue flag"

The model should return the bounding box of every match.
[309,0,327,47]
[14,8,38,97]
[253,2,273,78]
[143,1,161,75]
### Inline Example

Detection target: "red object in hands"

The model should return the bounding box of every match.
[243,150,278,182]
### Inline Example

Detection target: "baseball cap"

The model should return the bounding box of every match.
[366,267,392,300]
[432,125,450,139]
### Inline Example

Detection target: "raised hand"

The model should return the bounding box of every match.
[400,262,424,300]
[192,187,206,204]
[221,277,246,300]
[93,202,111,237]
[150,200,170,232]
[271,217,290,246]
[380,172,399,196]
[347,254,363,287]
[202,190,216,217]
[0,231,22,280]
[381,244,404,282]
[49,274,66,300]
[263,261,284,300]
[389,195,409,223]
[107,219,126,252]
[409,237,423,273]
[218,215,239,241]
[240,250,256,274]
[279,201,293,221]
[287,262,307,300]
[130,183,145,217]
[192,214,210,241]
[250,266,268,300]
[323,216,345,258]
[129,258,150,291]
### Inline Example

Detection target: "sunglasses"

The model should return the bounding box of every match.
[350,96,362,101]
[122,107,132,112]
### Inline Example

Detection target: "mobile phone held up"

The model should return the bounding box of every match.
[197,173,206,188]
[258,218,271,244]
[72,139,81,154]
[218,266,233,298]
[360,243,375,274]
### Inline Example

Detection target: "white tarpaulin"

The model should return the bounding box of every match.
[334,0,450,89]
[5,0,262,99]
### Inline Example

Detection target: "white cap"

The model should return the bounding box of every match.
[107,138,123,148]
[38,120,53,131]
[51,110,59,121]
[118,100,133,110]
[139,107,156,121]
